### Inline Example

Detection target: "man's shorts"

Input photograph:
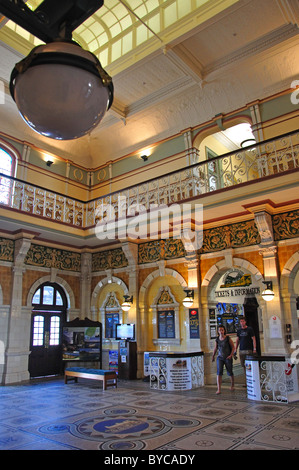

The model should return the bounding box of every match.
[239,350,253,367]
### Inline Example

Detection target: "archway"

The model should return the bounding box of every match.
[281,250,299,350]
[28,282,68,378]
[202,257,264,350]
[139,267,187,351]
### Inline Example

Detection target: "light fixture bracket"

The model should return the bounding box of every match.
[0,0,104,43]
[184,289,194,299]
[262,281,273,291]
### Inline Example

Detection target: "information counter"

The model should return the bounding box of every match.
[245,355,299,403]
[149,351,204,391]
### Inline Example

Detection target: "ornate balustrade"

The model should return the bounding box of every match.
[0,131,298,229]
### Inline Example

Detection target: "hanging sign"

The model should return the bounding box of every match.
[214,269,260,303]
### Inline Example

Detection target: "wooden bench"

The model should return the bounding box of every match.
[64,367,117,390]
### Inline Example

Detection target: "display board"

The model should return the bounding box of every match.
[62,317,102,366]
[158,310,175,338]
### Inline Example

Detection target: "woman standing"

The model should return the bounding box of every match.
[212,325,235,394]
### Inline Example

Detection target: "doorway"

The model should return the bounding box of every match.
[29,283,67,378]
[243,295,261,355]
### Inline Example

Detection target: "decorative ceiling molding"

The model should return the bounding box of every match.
[276,0,299,27]
[204,23,299,75]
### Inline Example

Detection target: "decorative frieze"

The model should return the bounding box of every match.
[138,239,186,264]
[25,244,81,272]
[0,208,298,274]
[0,238,14,262]
[92,248,128,272]
[273,209,299,241]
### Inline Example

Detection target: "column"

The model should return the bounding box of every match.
[260,245,287,354]
[80,252,92,320]
[254,210,286,353]
[121,242,141,374]
[4,236,32,384]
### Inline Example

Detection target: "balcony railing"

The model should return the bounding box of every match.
[0,131,298,229]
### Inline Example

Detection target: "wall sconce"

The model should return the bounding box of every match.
[182,289,194,308]
[140,155,148,162]
[261,281,275,302]
[121,295,133,312]
[46,160,53,167]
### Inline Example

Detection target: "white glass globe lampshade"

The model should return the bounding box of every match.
[261,288,275,302]
[10,41,113,140]
[121,301,131,312]
[182,296,194,308]
[121,295,133,312]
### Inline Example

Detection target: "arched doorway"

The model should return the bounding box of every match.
[29,282,67,378]
[243,295,261,355]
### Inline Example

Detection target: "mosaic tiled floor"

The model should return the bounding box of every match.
[0,376,299,451]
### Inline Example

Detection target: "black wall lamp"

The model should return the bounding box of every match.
[1,0,113,140]
[261,281,275,302]
[182,289,194,308]
[121,295,133,312]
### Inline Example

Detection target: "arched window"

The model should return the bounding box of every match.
[0,147,15,205]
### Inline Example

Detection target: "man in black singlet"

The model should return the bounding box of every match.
[235,316,257,386]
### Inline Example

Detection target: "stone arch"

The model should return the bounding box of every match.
[138,267,188,350]
[91,276,129,309]
[281,250,299,293]
[26,275,75,309]
[202,256,264,293]
[200,256,264,351]
[139,268,187,304]
[280,250,299,342]
[192,115,253,150]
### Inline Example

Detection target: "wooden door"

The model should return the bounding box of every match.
[29,283,67,378]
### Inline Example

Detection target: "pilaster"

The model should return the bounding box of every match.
[4,235,33,384]
[80,252,92,319]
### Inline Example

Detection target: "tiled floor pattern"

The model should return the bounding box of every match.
[0,376,299,451]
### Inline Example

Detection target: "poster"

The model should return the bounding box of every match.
[166,357,192,391]
[144,352,150,376]
[158,310,175,338]
[189,308,199,339]
[105,313,119,339]
[245,359,261,401]
[109,350,118,371]
[269,315,282,339]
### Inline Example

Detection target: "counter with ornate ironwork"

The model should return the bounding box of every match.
[149,351,204,391]
[245,355,299,403]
